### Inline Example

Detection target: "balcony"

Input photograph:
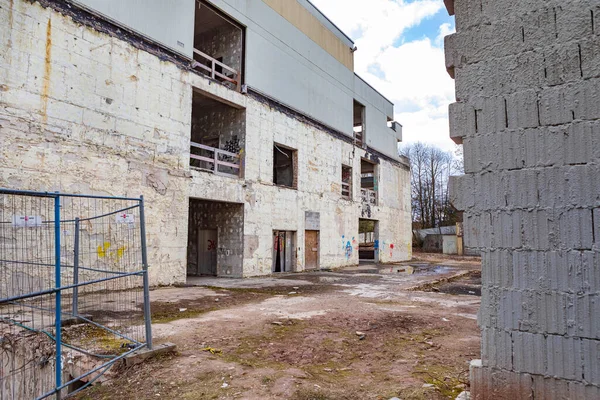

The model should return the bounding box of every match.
[190,89,245,179]
[194,1,244,91]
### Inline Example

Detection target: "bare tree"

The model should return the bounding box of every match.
[401,142,462,230]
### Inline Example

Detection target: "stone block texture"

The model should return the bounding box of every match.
[445,0,600,398]
[0,0,412,285]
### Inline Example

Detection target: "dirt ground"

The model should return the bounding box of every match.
[77,254,481,400]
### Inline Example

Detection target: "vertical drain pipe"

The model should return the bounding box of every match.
[139,196,153,349]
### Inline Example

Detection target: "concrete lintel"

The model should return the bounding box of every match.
[124,342,177,367]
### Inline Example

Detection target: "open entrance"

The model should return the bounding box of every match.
[194,1,244,90]
[304,230,319,270]
[190,90,245,178]
[359,219,379,263]
[272,231,296,273]
[353,100,366,147]
[187,199,244,278]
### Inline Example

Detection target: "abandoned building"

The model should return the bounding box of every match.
[0,0,411,285]
[445,0,600,398]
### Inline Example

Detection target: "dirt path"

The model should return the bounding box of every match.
[78,256,481,400]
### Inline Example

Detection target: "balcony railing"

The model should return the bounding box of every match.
[192,49,241,91]
[361,188,377,206]
[353,129,363,147]
[190,141,240,178]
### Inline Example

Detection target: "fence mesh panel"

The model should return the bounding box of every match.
[0,190,151,399]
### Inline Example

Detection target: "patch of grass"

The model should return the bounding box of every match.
[62,324,129,355]
[151,307,214,324]
[291,388,332,400]
[413,363,468,399]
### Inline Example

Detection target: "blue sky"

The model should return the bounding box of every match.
[310,0,457,152]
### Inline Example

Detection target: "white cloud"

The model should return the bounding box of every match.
[310,0,457,152]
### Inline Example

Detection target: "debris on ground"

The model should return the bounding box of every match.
[75,254,481,400]
[201,347,222,355]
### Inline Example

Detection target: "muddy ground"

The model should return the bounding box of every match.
[77,254,481,400]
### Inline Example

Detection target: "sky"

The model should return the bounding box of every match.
[309,0,457,152]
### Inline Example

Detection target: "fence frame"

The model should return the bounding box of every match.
[0,189,152,400]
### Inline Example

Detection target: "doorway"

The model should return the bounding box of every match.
[272,231,296,273]
[304,230,319,270]
[359,219,379,263]
[187,198,244,279]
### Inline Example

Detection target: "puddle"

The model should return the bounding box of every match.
[416,271,482,296]
[412,265,454,275]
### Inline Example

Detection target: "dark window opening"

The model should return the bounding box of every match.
[353,100,366,147]
[273,144,297,188]
[342,165,352,199]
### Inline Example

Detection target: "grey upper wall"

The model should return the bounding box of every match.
[207,0,356,139]
[68,0,401,161]
[69,0,195,58]
[354,75,402,156]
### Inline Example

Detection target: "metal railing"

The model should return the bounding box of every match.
[0,189,152,399]
[361,188,377,206]
[190,141,241,178]
[192,49,241,91]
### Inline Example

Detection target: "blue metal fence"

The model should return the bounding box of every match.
[0,189,152,399]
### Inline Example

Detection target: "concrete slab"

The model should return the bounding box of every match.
[124,342,177,367]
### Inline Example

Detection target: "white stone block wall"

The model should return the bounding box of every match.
[0,0,411,285]
[445,0,600,398]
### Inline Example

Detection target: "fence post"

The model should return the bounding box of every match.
[139,195,153,349]
[54,193,62,399]
[72,217,80,317]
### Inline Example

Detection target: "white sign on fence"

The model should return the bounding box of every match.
[116,213,135,224]
[12,215,43,227]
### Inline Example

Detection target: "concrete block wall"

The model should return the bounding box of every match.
[1,0,412,284]
[445,0,600,397]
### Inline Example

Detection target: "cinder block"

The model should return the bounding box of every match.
[543,43,585,87]
[449,101,475,143]
[506,90,539,130]
[470,363,535,400]
[513,331,547,375]
[582,338,600,385]
[448,174,475,211]
[482,328,513,369]
[575,294,600,339]
[545,334,582,380]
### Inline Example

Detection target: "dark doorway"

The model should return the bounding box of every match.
[187,199,244,279]
[272,230,296,272]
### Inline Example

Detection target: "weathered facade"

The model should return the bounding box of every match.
[445,0,600,398]
[0,0,411,285]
